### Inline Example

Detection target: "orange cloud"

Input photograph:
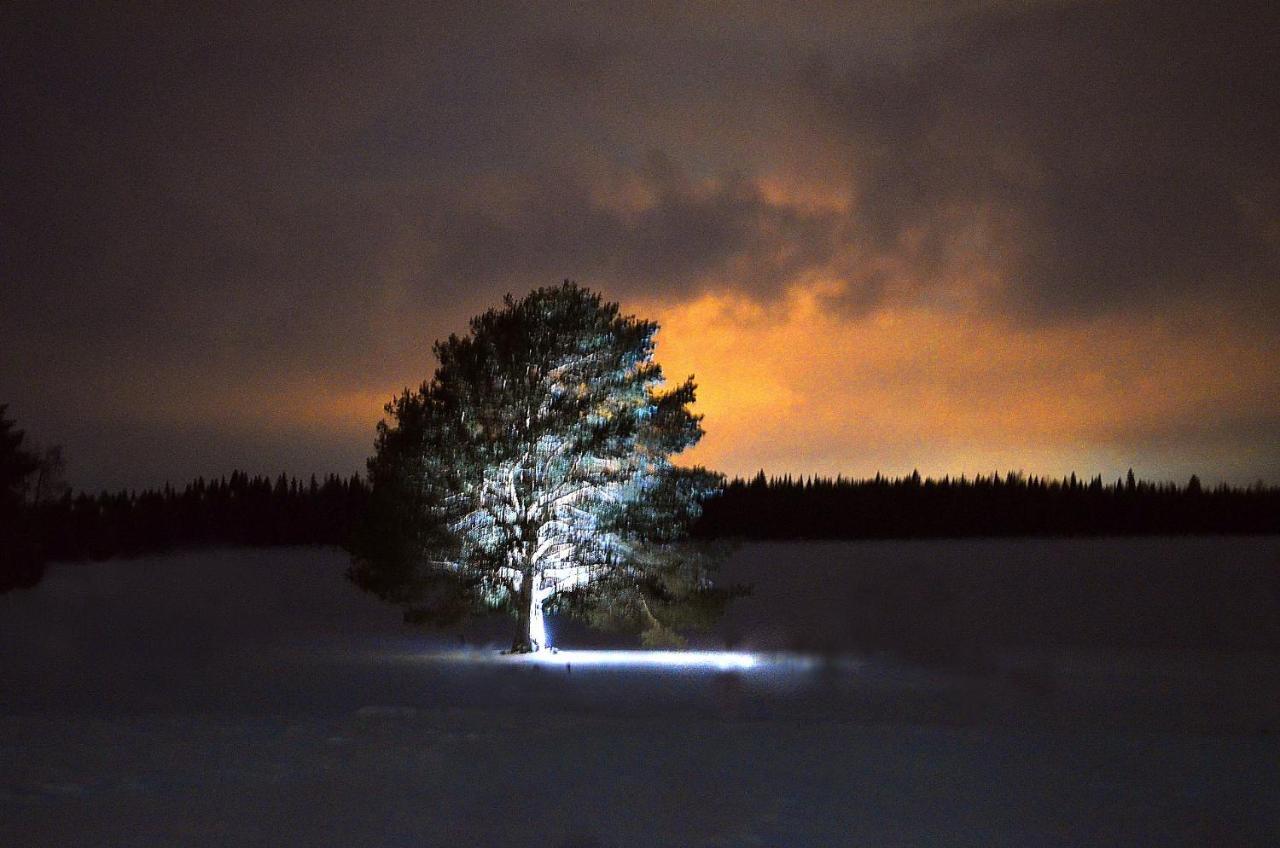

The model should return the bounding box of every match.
[638,283,1279,483]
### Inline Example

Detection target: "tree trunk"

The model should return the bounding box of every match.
[510,571,547,653]
[512,575,533,653]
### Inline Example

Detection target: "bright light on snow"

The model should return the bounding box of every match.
[388,646,830,675]
[512,649,758,670]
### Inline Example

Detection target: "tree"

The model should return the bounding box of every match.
[0,405,41,508]
[28,444,69,505]
[348,282,727,652]
[1,405,45,592]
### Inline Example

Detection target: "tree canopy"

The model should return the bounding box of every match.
[347,282,727,651]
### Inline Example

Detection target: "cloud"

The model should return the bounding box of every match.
[800,0,1280,319]
[644,284,1280,484]
[416,153,847,303]
[1,1,1276,489]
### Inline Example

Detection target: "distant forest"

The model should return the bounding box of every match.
[12,469,1279,566]
[3,395,1280,592]
[694,470,1280,540]
[3,467,366,592]
[31,472,369,562]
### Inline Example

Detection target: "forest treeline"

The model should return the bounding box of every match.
[32,472,368,561]
[693,470,1280,539]
[15,468,1280,566]
[4,396,1280,592]
[2,469,366,592]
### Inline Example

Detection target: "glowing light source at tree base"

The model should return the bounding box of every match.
[391,646,836,674]
[513,649,758,670]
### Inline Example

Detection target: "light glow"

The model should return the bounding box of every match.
[643,286,1280,484]
[383,646,841,675]
[514,649,758,670]
[394,647,768,671]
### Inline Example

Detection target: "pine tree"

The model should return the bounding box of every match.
[0,405,40,509]
[348,282,725,652]
[1,405,45,592]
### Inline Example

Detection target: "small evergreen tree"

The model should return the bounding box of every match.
[348,282,726,652]
[1,405,45,592]
[0,405,40,509]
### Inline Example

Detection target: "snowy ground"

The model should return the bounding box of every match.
[2,540,1278,846]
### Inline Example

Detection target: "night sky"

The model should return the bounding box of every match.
[3,1,1278,492]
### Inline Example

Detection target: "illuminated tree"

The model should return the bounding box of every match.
[348,282,725,652]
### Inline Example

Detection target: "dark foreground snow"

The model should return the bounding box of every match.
[2,540,1278,846]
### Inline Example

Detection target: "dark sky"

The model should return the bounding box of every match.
[3,1,1278,491]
